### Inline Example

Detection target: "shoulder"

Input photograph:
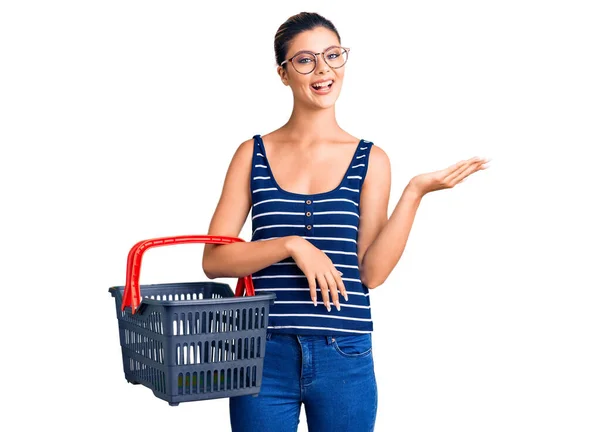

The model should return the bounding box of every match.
[366,143,390,170]
[239,136,258,153]
[364,142,391,185]
[231,136,257,163]
[217,137,258,177]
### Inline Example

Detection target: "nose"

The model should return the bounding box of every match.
[314,53,330,74]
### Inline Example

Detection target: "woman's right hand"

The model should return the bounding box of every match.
[286,236,348,312]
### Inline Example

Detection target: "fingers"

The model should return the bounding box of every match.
[445,160,476,184]
[316,273,330,311]
[306,263,348,312]
[324,271,340,311]
[439,159,467,178]
[308,275,318,307]
[446,157,488,186]
[332,268,348,302]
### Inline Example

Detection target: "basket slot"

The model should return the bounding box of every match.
[177,369,235,395]
[124,328,165,365]
[171,335,266,366]
[167,307,269,336]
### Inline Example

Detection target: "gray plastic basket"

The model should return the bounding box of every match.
[108,235,276,406]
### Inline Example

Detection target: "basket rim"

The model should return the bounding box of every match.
[135,292,276,307]
[108,285,276,306]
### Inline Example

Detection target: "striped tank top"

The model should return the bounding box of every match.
[250,134,374,336]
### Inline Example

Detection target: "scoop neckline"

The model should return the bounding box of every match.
[256,134,365,199]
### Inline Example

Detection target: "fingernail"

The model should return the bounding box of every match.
[335,301,340,311]
[312,297,317,306]
[326,303,331,312]
[344,293,348,301]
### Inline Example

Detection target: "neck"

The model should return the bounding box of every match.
[281,102,342,143]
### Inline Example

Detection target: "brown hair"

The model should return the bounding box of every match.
[274,12,341,67]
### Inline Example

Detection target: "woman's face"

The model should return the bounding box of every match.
[277,27,345,109]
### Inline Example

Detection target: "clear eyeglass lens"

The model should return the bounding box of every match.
[324,47,347,68]
[291,48,348,73]
[292,53,317,73]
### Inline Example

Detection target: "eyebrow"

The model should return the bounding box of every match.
[292,45,340,56]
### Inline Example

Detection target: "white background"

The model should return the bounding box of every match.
[2,1,599,431]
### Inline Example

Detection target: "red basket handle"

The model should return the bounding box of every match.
[121,235,255,314]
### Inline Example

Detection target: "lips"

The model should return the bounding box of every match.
[310,79,334,96]
[311,79,334,90]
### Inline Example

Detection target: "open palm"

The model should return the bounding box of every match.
[410,157,490,195]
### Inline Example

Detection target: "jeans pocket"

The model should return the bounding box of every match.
[332,333,372,358]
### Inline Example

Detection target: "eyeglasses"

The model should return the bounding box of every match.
[280,46,350,75]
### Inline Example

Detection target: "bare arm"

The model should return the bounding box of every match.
[358,147,487,289]
[204,236,299,279]
[357,145,423,289]
[202,138,299,279]
[361,184,423,289]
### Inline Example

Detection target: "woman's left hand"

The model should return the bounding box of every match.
[408,157,490,197]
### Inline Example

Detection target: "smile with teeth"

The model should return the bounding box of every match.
[311,80,333,90]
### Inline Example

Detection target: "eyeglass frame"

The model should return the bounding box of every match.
[279,46,351,74]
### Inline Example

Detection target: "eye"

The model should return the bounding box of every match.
[296,55,314,64]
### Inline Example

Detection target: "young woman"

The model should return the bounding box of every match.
[202,12,489,432]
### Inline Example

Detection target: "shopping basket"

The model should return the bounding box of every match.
[108,235,277,406]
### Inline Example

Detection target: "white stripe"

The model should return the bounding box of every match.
[340,187,359,193]
[341,277,362,283]
[252,275,361,283]
[253,211,304,220]
[254,198,304,207]
[313,198,358,207]
[252,275,306,280]
[256,153,264,157]
[321,250,358,256]
[274,301,370,309]
[255,288,309,291]
[253,176,271,180]
[302,236,357,244]
[265,261,355,269]
[334,264,359,269]
[252,187,278,193]
[356,155,366,159]
[267,325,372,333]
[270,314,373,322]
[313,211,359,218]
[313,224,357,231]
[253,224,304,235]
[351,164,365,169]
[254,288,369,296]
[359,146,368,150]
[255,261,351,274]
[347,175,362,180]
[255,164,268,168]
[363,140,371,143]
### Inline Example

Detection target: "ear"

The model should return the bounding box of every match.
[277,65,289,86]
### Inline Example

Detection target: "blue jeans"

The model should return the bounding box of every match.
[229,332,378,431]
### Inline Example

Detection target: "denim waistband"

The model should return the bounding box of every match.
[266,331,337,345]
